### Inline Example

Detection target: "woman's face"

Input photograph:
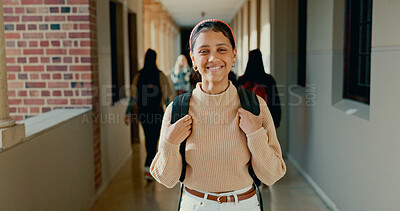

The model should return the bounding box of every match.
[191,30,236,84]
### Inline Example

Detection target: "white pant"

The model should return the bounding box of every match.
[179,185,261,211]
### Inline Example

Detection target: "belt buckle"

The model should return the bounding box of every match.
[217,196,223,204]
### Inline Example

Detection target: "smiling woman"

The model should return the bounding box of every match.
[150,19,286,211]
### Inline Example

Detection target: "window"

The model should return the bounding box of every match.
[110,1,125,104]
[344,0,373,104]
[298,0,307,87]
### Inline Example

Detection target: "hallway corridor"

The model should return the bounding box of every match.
[91,141,330,211]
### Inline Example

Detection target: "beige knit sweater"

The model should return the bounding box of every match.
[150,82,286,192]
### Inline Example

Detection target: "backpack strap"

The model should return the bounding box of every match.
[170,91,192,183]
[237,87,260,116]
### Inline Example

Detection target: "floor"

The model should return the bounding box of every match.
[92,141,330,211]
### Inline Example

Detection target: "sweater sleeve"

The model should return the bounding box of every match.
[150,103,182,188]
[246,95,286,186]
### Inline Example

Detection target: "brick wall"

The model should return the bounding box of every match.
[4,0,93,120]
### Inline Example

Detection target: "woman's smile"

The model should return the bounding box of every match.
[206,65,225,72]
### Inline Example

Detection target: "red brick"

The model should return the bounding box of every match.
[8,91,16,97]
[9,107,17,113]
[15,7,25,13]
[18,107,28,113]
[5,33,20,39]
[7,73,16,80]
[41,90,50,96]
[24,49,44,55]
[46,32,66,39]
[67,0,88,4]
[26,82,46,88]
[71,98,91,105]
[51,40,60,46]
[30,90,40,96]
[47,65,67,71]
[25,99,45,105]
[48,82,69,88]
[6,49,21,56]
[79,24,90,30]
[41,57,50,63]
[17,24,26,30]
[52,73,62,79]
[42,107,52,113]
[38,8,49,13]
[24,66,44,71]
[8,82,24,89]
[75,73,80,79]
[21,0,43,5]
[64,90,73,96]
[41,73,51,79]
[45,0,65,4]
[64,57,73,63]
[18,73,28,79]
[30,74,40,80]
[28,24,38,30]
[69,49,90,55]
[53,90,62,96]
[9,99,22,105]
[68,15,89,21]
[7,66,21,72]
[7,58,16,63]
[23,33,43,39]
[69,32,90,38]
[62,23,73,30]
[30,107,40,113]
[4,16,19,22]
[80,41,90,47]
[70,65,91,71]
[81,57,91,63]
[3,7,13,13]
[18,41,27,47]
[17,58,27,63]
[29,41,38,47]
[22,16,42,21]
[46,49,67,55]
[63,40,72,46]
[6,41,15,47]
[26,8,37,13]
[11,116,24,121]
[73,24,78,30]
[81,90,92,96]
[48,99,68,105]
[3,0,19,5]
[45,16,65,21]
[40,41,49,47]
[18,91,28,97]
[29,57,39,63]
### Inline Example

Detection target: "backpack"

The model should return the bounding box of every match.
[137,71,162,112]
[171,87,264,211]
[240,81,268,106]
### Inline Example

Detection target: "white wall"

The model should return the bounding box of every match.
[96,0,140,190]
[0,111,95,210]
[287,0,400,210]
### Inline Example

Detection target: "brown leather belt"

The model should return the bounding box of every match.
[185,186,256,203]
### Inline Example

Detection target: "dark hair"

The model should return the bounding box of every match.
[138,49,160,90]
[239,49,268,84]
[190,20,235,52]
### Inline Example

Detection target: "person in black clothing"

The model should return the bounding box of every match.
[238,49,281,128]
[125,49,173,181]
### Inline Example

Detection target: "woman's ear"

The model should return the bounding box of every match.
[190,52,197,71]
[233,48,237,62]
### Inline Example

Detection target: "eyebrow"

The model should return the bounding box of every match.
[197,43,229,49]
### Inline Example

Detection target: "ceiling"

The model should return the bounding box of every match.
[158,0,247,28]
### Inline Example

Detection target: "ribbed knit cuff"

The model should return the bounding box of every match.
[159,137,180,153]
[246,127,270,152]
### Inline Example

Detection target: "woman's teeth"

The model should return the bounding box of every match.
[207,66,222,71]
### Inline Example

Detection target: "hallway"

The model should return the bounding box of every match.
[92,141,330,211]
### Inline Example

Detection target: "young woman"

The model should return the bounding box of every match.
[171,55,192,95]
[124,49,174,181]
[150,19,286,211]
[238,49,282,128]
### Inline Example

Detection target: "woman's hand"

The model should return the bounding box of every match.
[238,108,262,135]
[124,114,130,125]
[164,114,193,145]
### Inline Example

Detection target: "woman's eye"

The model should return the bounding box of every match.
[218,48,227,52]
[199,50,208,54]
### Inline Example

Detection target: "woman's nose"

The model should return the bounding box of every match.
[208,54,217,62]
